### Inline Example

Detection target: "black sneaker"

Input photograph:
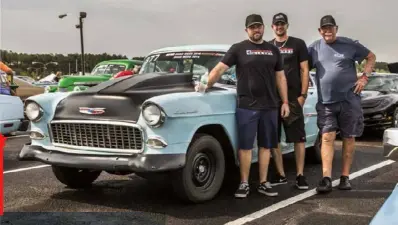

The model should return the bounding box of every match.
[338,175,352,190]
[234,182,250,198]
[270,174,288,186]
[316,177,333,194]
[258,182,278,197]
[296,175,309,190]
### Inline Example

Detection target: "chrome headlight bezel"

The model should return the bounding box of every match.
[44,86,51,93]
[142,102,166,128]
[24,101,44,122]
[73,86,81,92]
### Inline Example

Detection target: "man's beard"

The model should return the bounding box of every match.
[276,30,286,37]
[249,33,263,42]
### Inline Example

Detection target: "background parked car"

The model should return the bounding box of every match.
[46,59,143,93]
[361,63,398,133]
[0,90,25,136]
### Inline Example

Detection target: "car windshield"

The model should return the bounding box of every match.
[364,76,398,92]
[91,64,127,75]
[139,51,236,85]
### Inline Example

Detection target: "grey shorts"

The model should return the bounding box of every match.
[316,95,364,138]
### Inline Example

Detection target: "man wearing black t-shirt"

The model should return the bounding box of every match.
[268,13,310,190]
[197,14,290,198]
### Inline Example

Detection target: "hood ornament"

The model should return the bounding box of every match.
[79,107,106,115]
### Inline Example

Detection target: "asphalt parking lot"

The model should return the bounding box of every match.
[2,132,397,225]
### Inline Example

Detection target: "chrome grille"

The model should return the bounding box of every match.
[49,120,143,152]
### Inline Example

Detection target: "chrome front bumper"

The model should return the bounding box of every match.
[18,143,186,172]
[383,128,398,161]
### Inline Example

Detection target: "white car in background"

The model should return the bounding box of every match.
[0,94,24,135]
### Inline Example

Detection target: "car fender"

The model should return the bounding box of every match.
[139,89,238,154]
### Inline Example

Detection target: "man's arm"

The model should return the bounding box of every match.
[276,70,288,103]
[298,40,310,96]
[353,40,376,75]
[207,44,238,88]
[0,61,13,75]
[362,51,376,75]
[300,61,310,95]
[207,62,230,88]
[274,47,288,103]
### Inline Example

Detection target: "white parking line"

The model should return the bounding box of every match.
[3,165,51,174]
[224,159,396,225]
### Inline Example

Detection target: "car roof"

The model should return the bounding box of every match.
[98,59,143,64]
[147,44,232,55]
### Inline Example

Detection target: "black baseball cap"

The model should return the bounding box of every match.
[272,13,288,24]
[320,15,337,27]
[245,14,263,28]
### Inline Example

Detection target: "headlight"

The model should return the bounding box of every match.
[73,86,81,92]
[44,86,51,93]
[24,101,43,122]
[142,103,165,127]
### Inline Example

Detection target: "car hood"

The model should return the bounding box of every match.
[361,91,385,99]
[59,75,110,87]
[52,72,196,122]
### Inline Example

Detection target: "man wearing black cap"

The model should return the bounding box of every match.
[196,14,290,198]
[308,15,376,193]
[268,13,310,190]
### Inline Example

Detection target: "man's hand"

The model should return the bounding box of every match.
[297,96,305,107]
[195,83,208,93]
[281,103,290,118]
[354,75,368,94]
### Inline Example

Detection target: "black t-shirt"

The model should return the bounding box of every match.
[221,40,284,110]
[268,36,309,101]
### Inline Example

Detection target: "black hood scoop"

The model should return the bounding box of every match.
[52,72,195,122]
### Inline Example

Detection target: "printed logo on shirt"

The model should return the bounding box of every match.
[279,48,294,54]
[246,50,273,55]
[334,53,345,58]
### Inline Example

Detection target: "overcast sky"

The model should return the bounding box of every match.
[1,0,397,62]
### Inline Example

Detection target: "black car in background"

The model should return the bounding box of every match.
[361,63,398,131]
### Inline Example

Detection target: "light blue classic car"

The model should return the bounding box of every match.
[18,45,321,203]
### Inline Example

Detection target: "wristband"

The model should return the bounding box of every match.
[283,101,288,105]
[361,73,369,81]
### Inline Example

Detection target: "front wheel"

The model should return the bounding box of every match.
[172,134,225,203]
[52,166,102,189]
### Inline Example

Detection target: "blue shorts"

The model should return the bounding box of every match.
[236,108,278,150]
[316,94,364,138]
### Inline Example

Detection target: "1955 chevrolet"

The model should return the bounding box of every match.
[18,45,321,203]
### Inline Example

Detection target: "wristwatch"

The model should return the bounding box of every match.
[361,72,370,81]
[300,93,307,99]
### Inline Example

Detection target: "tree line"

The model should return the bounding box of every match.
[0,49,147,77]
[0,49,393,78]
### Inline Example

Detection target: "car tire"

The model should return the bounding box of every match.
[171,134,225,203]
[52,165,102,189]
[307,132,322,164]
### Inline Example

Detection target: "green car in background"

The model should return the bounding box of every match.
[46,59,143,93]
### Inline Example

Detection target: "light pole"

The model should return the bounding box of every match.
[59,12,87,75]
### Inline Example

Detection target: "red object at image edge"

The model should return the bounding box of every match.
[0,133,5,215]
